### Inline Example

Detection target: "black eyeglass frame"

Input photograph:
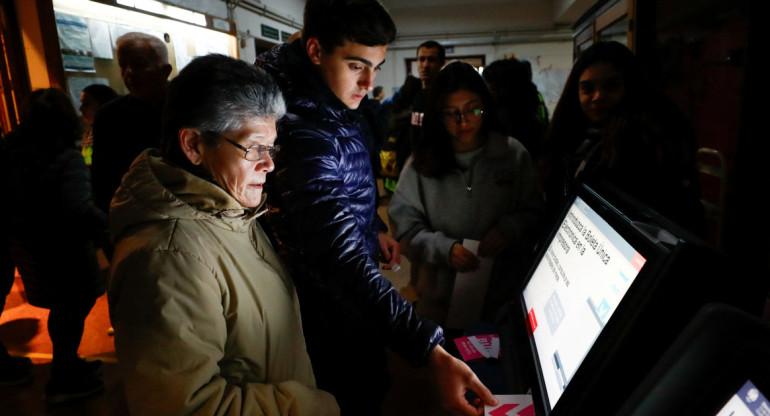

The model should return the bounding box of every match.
[208,132,281,161]
[442,108,485,124]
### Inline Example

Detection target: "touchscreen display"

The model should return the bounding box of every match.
[522,196,647,408]
[715,380,770,416]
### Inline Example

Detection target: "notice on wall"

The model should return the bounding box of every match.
[55,12,94,72]
[88,20,113,60]
[194,39,230,58]
[108,24,134,49]
[171,34,193,71]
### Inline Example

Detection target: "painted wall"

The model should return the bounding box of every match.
[232,6,302,64]
[16,0,51,90]
[494,41,574,116]
[161,0,305,64]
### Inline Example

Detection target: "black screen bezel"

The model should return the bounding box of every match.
[519,183,675,415]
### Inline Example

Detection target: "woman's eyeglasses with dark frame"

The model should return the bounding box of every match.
[207,131,281,161]
[442,108,484,124]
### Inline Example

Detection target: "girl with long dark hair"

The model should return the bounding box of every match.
[543,41,703,233]
[388,62,543,330]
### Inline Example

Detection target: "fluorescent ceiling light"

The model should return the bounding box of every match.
[116,0,206,26]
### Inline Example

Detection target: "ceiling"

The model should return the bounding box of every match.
[380,0,596,40]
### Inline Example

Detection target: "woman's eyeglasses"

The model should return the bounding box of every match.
[214,134,281,161]
[442,108,484,124]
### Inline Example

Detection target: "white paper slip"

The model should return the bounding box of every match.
[485,394,534,416]
[446,239,494,329]
[489,336,500,359]
[469,336,491,359]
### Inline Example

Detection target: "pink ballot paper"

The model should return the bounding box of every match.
[485,395,535,416]
[454,334,500,361]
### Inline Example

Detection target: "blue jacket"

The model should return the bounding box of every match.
[256,41,443,367]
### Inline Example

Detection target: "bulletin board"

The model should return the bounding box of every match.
[52,0,236,109]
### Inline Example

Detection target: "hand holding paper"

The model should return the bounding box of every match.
[378,231,401,270]
[428,345,497,416]
[447,240,494,329]
[451,242,480,272]
[478,228,507,258]
[485,395,535,416]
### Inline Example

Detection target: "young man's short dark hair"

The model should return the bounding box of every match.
[302,0,397,53]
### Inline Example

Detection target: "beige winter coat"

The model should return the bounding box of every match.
[108,149,339,416]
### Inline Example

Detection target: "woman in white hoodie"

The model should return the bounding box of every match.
[388,62,544,333]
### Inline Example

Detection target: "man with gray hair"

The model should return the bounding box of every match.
[91,32,172,214]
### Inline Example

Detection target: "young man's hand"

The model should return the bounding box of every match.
[378,231,401,270]
[428,344,497,415]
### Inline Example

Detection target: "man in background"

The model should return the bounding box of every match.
[91,32,171,214]
[412,40,445,128]
[388,40,445,188]
[372,85,385,102]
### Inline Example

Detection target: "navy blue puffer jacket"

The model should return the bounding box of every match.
[256,41,443,368]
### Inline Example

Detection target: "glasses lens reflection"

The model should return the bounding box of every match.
[245,144,281,161]
[443,108,483,124]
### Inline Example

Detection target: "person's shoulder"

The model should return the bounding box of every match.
[93,94,129,122]
[505,135,529,153]
[116,210,216,260]
[483,134,532,171]
[255,41,294,73]
[400,155,417,173]
[42,148,85,174]
[411,89,426,109]
[397,157,421,183]
[280,100,350,141]
[110,221,218,299]
[99,94,129,111]
[56,148,88,166]
[486,132,528,155]
[281,105,332,135]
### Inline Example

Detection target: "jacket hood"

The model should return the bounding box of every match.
[110,149,265,241]
[256,40,349,117]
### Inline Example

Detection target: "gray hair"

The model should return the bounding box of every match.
[162,54,286,168]
[116,32,169,65]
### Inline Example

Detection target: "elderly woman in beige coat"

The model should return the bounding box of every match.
[108,54,339,416]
